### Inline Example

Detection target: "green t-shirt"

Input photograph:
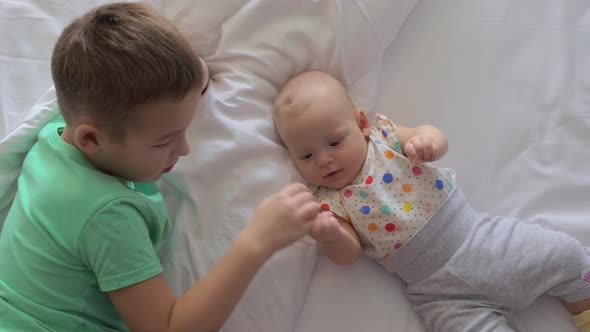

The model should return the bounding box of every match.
[0,117,171,331]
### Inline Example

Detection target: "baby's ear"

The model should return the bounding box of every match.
[356,109,371,137]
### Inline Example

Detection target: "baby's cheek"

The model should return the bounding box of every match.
[301,165,319,183]
[301,166,316,180]
[349,151,364,167]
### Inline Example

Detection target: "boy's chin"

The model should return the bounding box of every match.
[149,174,164,182]
[131,174,163,183]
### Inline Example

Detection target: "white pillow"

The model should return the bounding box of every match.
[156,1,418,331]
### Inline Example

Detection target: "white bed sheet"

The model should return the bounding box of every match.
[296,0,590,331]
[1,1,589,332]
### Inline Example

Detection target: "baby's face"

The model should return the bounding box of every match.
[278,93,370,190]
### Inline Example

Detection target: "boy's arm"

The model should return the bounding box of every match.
[108,182,319,332]
[396,124,448,163]
[108,232,270,332]
[312,212,362,265]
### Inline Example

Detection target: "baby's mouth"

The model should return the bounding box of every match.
[324,169,342,178]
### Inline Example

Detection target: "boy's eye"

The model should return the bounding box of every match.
[302,153,313,160]
[329,139,341,147]
[154,141,171,148]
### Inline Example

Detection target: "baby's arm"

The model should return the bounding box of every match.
[310,211,362,265]
[396,124,449,164]
[108,183,319,332]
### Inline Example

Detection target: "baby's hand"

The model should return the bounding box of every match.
[309,211,343,243]
[404,136,441,164]
[245,183,319,255]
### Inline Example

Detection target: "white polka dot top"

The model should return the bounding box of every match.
[312,114,457,260]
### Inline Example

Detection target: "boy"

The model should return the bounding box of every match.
[274,70,590,331]
[0,3,328,332]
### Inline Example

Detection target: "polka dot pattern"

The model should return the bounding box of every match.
[383,173,394,183]
[360,206,371,214]
[312,114,457,260]
[412,166,422,176]
[403,183,413,193]
[402,201,413,213]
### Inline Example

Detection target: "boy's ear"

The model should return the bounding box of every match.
[356,109,371,137]
[198,57,210,94]
[74,124,103,155]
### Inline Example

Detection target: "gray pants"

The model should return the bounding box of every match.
[379,189,590,332]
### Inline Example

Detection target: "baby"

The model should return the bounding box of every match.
[273,70,590,331]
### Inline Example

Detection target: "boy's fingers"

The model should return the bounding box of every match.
[282,182,308,196]
[300,201,321,221]
[292,190,314,206]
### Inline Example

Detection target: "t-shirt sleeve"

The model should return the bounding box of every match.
[374,113,404,154]
[312,186,351,223]
[78,199,163,292]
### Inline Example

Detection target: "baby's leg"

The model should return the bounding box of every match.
[431,213,590,313]
[546,247,590,314]
[411,297,515,332]
[405,263,515,332]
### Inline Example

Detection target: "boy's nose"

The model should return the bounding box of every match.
[178,136,191,156]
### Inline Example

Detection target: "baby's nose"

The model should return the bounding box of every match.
[317,153,333,166]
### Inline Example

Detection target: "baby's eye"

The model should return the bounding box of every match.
[329,139,341,147]
[302,153,313,160]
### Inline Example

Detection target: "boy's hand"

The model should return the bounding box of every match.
[309,211,343,243]
[404,135,442,164]
[244,183,319,256]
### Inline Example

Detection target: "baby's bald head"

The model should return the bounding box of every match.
[273,71,355,127]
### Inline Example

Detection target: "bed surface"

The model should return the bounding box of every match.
[1,1,588,331]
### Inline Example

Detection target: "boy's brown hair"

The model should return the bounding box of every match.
[51,2,203,138]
